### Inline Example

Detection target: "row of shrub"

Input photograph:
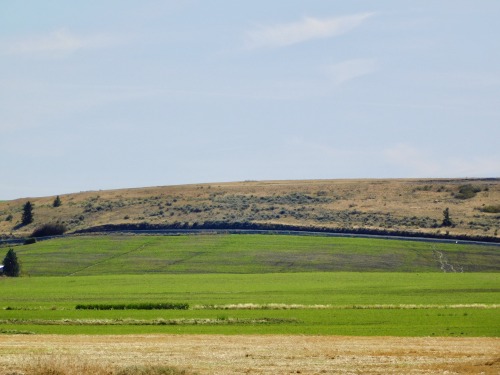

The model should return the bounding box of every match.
[75,221,500,243]
[31,223,67,237]
[75,303,189,310]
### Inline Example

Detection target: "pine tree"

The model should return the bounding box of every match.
[2,248,20,277]
[53,195,62,207]
[441,207,452,227]
[22,201,34,225]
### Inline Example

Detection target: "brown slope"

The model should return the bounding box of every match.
[0,178,499,239]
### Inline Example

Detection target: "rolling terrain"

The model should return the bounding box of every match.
[12,235,500,276]
[1,178,499,240]
[1,179,499,374]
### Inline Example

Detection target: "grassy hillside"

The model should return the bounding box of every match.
[0,178,499,239]
[11,235,500,276]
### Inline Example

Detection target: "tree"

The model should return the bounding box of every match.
[21,201,34,225]
[53,195,62,207]
[441,207,452,227]
[2,248,20,277]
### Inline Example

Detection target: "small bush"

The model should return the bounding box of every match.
[24,237,37,245]
[481,205,500,213]
[455,185,481,199]
[31,223,67,238]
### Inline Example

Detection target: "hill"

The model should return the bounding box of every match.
[13,235,500,276]
[0,178,499,239]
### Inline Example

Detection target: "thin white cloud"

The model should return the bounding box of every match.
[0,81,163,133]
[245,13,374,49]
[325,58,378,85]
[384,143,500,177]
[3,29,120,57]
[384,143,440,176]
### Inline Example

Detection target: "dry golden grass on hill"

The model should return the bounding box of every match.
[0,178,498,238]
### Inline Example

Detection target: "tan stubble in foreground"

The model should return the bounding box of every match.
[0,335,499,374]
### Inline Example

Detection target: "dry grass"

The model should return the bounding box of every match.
[0,334,498,374]
[6,356,193,375]
[193,303,500,310]
[1,178,499,239]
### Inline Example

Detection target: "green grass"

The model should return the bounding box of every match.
[2,235,498,336]
[0,272,498,336]
[1,309,498,336]
[13,234,500,276]
[1,273,498,308]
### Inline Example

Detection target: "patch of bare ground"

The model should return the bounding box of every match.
[0,335,498,374]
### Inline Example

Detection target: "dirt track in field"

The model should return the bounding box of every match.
[0,335,499,374]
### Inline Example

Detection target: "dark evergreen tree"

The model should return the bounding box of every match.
[441,207,452,227]
[53,195,62,207]
[21,201,34,225]
[2,248,20,277]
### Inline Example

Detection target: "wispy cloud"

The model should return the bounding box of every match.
[245,13,374,49]
[384,143,500,177]
[2,29,121,57]
[325,58,378,85]
[384,143,440,176]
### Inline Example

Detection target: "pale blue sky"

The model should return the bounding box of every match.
[1,1,499,200]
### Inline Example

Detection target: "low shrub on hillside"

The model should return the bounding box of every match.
[31,223,67,237]
[480,205,500,213]
[455,185,481,199]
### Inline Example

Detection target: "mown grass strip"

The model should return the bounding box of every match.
[75,303,189,310]
[193,303,500,310]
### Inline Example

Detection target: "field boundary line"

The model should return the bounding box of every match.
[192,303,500,310]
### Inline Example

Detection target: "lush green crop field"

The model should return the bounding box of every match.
[11,234,500,275]
[1,308,498,336]
[1,272,499,307]
[0,272,498,336]
[1,235,498,336]
[0,272,500,308]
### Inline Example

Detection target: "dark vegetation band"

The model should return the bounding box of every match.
[75,303,189,310]
[75,221,500,243]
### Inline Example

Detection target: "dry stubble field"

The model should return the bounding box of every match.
[0,334,499,374]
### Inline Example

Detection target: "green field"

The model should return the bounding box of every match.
[11,234,500,275]
[1,235,499,336]
[0,273,498,336]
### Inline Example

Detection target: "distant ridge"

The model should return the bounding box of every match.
[1,178,499,240]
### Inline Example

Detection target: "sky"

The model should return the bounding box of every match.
[1,1,499,200]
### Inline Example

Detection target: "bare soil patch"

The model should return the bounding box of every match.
[0,335,498,374]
